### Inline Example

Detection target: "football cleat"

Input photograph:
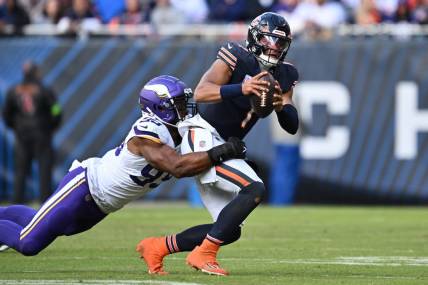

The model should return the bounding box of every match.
[0,244,10,252]
[186,240,229,276]
[136,237,169,275]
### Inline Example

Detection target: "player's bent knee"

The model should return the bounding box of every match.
[241,182,265,204]
[19,239,43,256]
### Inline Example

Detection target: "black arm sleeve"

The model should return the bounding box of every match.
[276,104,299,135]
[2,89,16,129]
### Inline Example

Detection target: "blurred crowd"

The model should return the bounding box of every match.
[1,0,428,36]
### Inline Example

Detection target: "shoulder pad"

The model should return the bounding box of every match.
[133,115,166,144]
[279,61,299,87]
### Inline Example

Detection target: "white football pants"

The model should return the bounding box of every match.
[180,127,262,221]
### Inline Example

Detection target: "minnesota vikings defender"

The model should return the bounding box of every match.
[137,13,299,276]
[0,75,246,256]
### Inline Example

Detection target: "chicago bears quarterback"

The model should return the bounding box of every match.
[0,75,246,256]
[136,13,299,276]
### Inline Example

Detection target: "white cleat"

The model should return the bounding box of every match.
[0,245,10,252]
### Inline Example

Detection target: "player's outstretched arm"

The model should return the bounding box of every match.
[128,137,246,178]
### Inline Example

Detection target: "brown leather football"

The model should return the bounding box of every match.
[250,72,276,118]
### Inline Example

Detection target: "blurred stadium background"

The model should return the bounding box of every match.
[1,0,428,205]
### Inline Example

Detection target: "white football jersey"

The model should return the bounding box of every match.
[84,113,177,213]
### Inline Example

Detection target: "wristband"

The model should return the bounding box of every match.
[220,84,243,100]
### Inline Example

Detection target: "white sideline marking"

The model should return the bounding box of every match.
[0,281,203,285]
[25,255,428,267]
[172,256,428,267]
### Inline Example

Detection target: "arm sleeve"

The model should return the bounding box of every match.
[2,89,16,129]
[275,63,299,134]
[276,104,299,135]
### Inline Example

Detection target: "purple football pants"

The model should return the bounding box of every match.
[0,166,107,256]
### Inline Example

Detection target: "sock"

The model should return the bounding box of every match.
[175,224,212,251]
[175,223,242,252]
[164,234,180,254]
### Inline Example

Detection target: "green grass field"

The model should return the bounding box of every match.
[1,204,427,285]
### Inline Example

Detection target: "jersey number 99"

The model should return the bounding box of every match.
[130,164,172,189]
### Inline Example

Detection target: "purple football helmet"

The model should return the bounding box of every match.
[139,75,196,126]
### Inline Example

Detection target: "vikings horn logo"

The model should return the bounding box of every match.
[143,84,170,98]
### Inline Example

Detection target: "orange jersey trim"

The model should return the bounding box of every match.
[217,51,236,71]
[215,166,251,187]
[220,47,237,62]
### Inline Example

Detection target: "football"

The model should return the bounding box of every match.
[250,72,276,118]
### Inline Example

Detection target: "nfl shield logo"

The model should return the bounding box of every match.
[199,141,206,148]
[244,74,252,82]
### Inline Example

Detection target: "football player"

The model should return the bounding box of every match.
[137,12,299,276]
[0,75,246,256]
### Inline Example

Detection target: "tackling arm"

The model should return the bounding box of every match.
[127,136,246,178]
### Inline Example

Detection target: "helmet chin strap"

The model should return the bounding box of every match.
[142,106,193,129]
[142,107,179,128]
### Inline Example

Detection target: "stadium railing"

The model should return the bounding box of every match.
[2,23,428,39]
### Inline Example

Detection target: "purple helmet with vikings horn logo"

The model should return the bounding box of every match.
[139,75,196,126]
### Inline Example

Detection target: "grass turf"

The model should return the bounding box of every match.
[0,204,427,285]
